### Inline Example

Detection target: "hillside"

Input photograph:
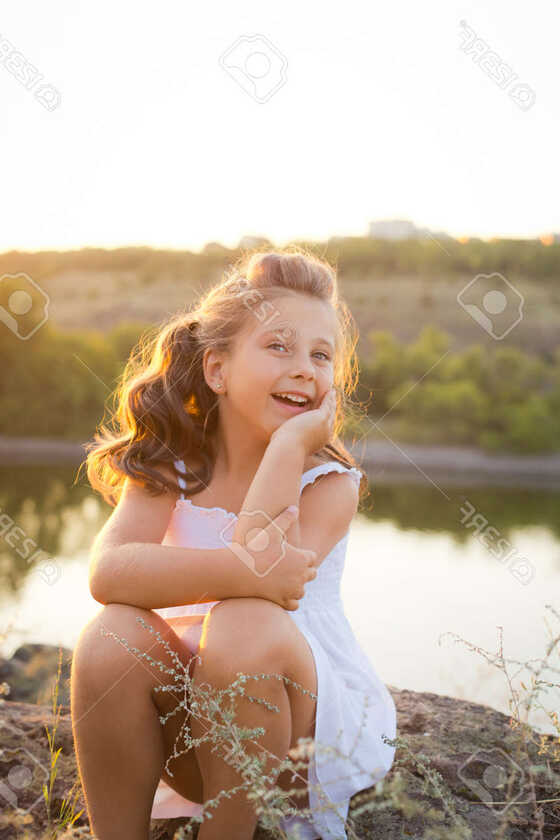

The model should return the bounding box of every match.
[1,241,559,357]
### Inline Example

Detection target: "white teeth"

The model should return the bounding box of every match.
[273,392,308,404]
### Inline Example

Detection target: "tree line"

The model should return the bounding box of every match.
[1,321,558,453]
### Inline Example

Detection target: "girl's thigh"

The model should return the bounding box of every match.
[76,602,205,803]
[283,624,318,749]
[277,616,318,811]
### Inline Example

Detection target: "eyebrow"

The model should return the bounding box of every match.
[261,326,335,353]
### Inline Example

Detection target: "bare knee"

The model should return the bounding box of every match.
[203,599,317,700]
[74,603,154,656]
[199,598,296,675]
[72,603,169,689]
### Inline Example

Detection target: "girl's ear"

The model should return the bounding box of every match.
[202,347,227,395]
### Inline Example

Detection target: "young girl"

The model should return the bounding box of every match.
[71,249,397,840]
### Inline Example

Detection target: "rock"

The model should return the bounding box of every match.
[0,644,73,706]
[0,647,558,839]
[0,698,84,840]
[398,699,431,733]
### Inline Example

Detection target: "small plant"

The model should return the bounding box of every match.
[41,647,85,838]
[0,644,87,840]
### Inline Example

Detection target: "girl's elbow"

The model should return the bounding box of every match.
[89,569,109,604]
[88,546,117,605]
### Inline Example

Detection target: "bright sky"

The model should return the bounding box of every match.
[0,0,557,253]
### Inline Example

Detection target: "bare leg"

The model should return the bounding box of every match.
[190,598,317,840]
[192,656,291,838]
[71,603,202,840]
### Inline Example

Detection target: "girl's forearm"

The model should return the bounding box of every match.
[89,541,261,608]
[235,433,306,548]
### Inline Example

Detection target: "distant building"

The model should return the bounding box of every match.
[368,219,452,241]
[368,219,418,240]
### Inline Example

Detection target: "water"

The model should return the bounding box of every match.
[1,464,559,735]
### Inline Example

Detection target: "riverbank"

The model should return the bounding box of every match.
[1,435,559,490]
[350,438,560,490]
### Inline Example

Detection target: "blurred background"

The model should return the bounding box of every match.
[0,0,559,740]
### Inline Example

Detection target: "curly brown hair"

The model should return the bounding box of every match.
[83,245,368,507]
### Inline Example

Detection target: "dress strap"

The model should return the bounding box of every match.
[300,460,363,493]
[174,459,188,500]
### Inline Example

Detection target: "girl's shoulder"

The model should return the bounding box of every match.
[302,455,363,489]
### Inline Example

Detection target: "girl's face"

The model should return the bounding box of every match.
[208,293,337,441]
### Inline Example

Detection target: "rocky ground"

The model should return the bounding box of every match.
[0,643,559,839]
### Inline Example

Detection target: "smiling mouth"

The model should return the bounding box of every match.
[271,394,312,410]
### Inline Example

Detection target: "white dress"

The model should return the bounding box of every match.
[150,459,397,839]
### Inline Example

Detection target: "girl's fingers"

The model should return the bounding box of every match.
[295,546,320,566]
[292,545,318,561]
[270,505,299,532]
[241,507,297,551]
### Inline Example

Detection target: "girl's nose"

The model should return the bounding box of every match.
[288,353,315,380]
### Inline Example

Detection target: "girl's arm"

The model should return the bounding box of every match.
[233,388,337,550]
[235,430,360,569]
[89,472,255,608]
[233,433,306,549]
[89,465,314,610]
[90,541,261,609]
